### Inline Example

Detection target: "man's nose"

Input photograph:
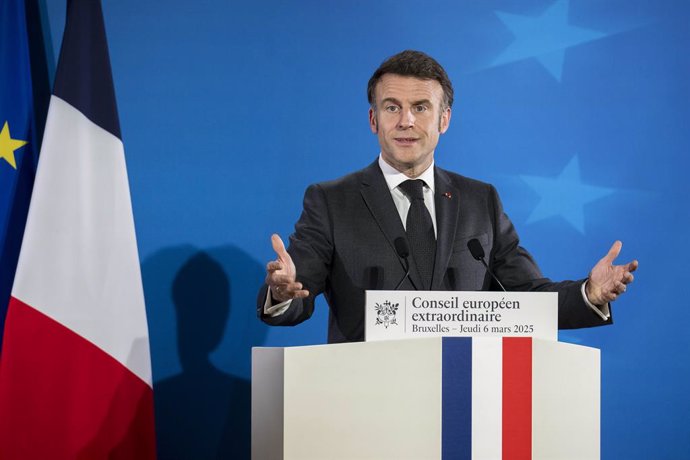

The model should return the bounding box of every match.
[397,109,415,129]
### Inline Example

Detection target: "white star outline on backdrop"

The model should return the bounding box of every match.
[492,0,606,81]
[487,0,619,233]
[520,156,615,234]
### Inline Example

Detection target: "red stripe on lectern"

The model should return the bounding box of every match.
[502,337,532,460]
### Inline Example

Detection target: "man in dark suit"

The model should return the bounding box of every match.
[259,50,637,343]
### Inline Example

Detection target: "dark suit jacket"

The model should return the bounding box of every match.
[258,160,611,343]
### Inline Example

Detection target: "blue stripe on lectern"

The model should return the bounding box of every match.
[442,337,472,460]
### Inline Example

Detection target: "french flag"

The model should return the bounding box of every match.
[0,0,156,458]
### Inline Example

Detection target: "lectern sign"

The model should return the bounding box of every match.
[365,291,558,342]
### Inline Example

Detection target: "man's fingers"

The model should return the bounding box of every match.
[286,281,303,291]
[280,282,309,298]
[267,273,297,285]
[266,233,305,299]
[627,260,639,273]
[615,281,627,294]
[603,240,622,264]
[266,233,301,298]
[274,288,310,300]
[290,289,310,299]
[271,234,290,260]
[266,260,283,272]
[271,282,310,301]
[622,271,634,284]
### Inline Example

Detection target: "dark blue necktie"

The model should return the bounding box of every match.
[399,179,436,290]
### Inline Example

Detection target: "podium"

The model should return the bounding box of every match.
[252,337,600,460]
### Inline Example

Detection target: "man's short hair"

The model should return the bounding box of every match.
[367,50,454,109]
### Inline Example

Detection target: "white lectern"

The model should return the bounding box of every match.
[252,337,599,460]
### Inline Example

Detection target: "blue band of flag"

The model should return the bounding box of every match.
[53,0,121,140]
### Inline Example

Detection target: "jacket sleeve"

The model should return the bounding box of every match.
[257,184,333,326]
[487,185,612,329]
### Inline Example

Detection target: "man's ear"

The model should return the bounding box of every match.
[369,107,378,134]
[439,107,452,134]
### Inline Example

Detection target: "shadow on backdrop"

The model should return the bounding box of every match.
[143,245,267,459]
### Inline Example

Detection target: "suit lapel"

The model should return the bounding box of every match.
[432,167,461,289]
[359,161,423,290]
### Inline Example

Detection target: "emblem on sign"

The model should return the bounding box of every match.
[374,300,398,328]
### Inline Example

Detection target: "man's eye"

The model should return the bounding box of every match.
[414,105,428,113]
[385,106,400,113]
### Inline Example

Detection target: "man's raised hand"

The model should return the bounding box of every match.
[586,241,638,305]
[265,234,309,303]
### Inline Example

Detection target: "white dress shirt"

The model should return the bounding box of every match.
[378,155,437,236]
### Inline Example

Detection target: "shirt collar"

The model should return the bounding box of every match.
[378,154,435,193]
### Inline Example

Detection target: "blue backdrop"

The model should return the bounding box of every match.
[39,0,689,458]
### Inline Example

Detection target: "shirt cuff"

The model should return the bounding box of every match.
[581,280,610,321]
[263,286,292,317]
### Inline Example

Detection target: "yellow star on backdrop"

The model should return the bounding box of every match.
[0,121,28,169]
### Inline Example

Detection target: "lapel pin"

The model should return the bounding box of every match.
[443,192,452,199]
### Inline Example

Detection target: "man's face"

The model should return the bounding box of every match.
[369,74,451,177]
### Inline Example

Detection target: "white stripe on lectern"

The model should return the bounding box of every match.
[472,337,502,460]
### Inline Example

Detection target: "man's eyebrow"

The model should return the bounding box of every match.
[380,97,402,106]
[380,97,433,106]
